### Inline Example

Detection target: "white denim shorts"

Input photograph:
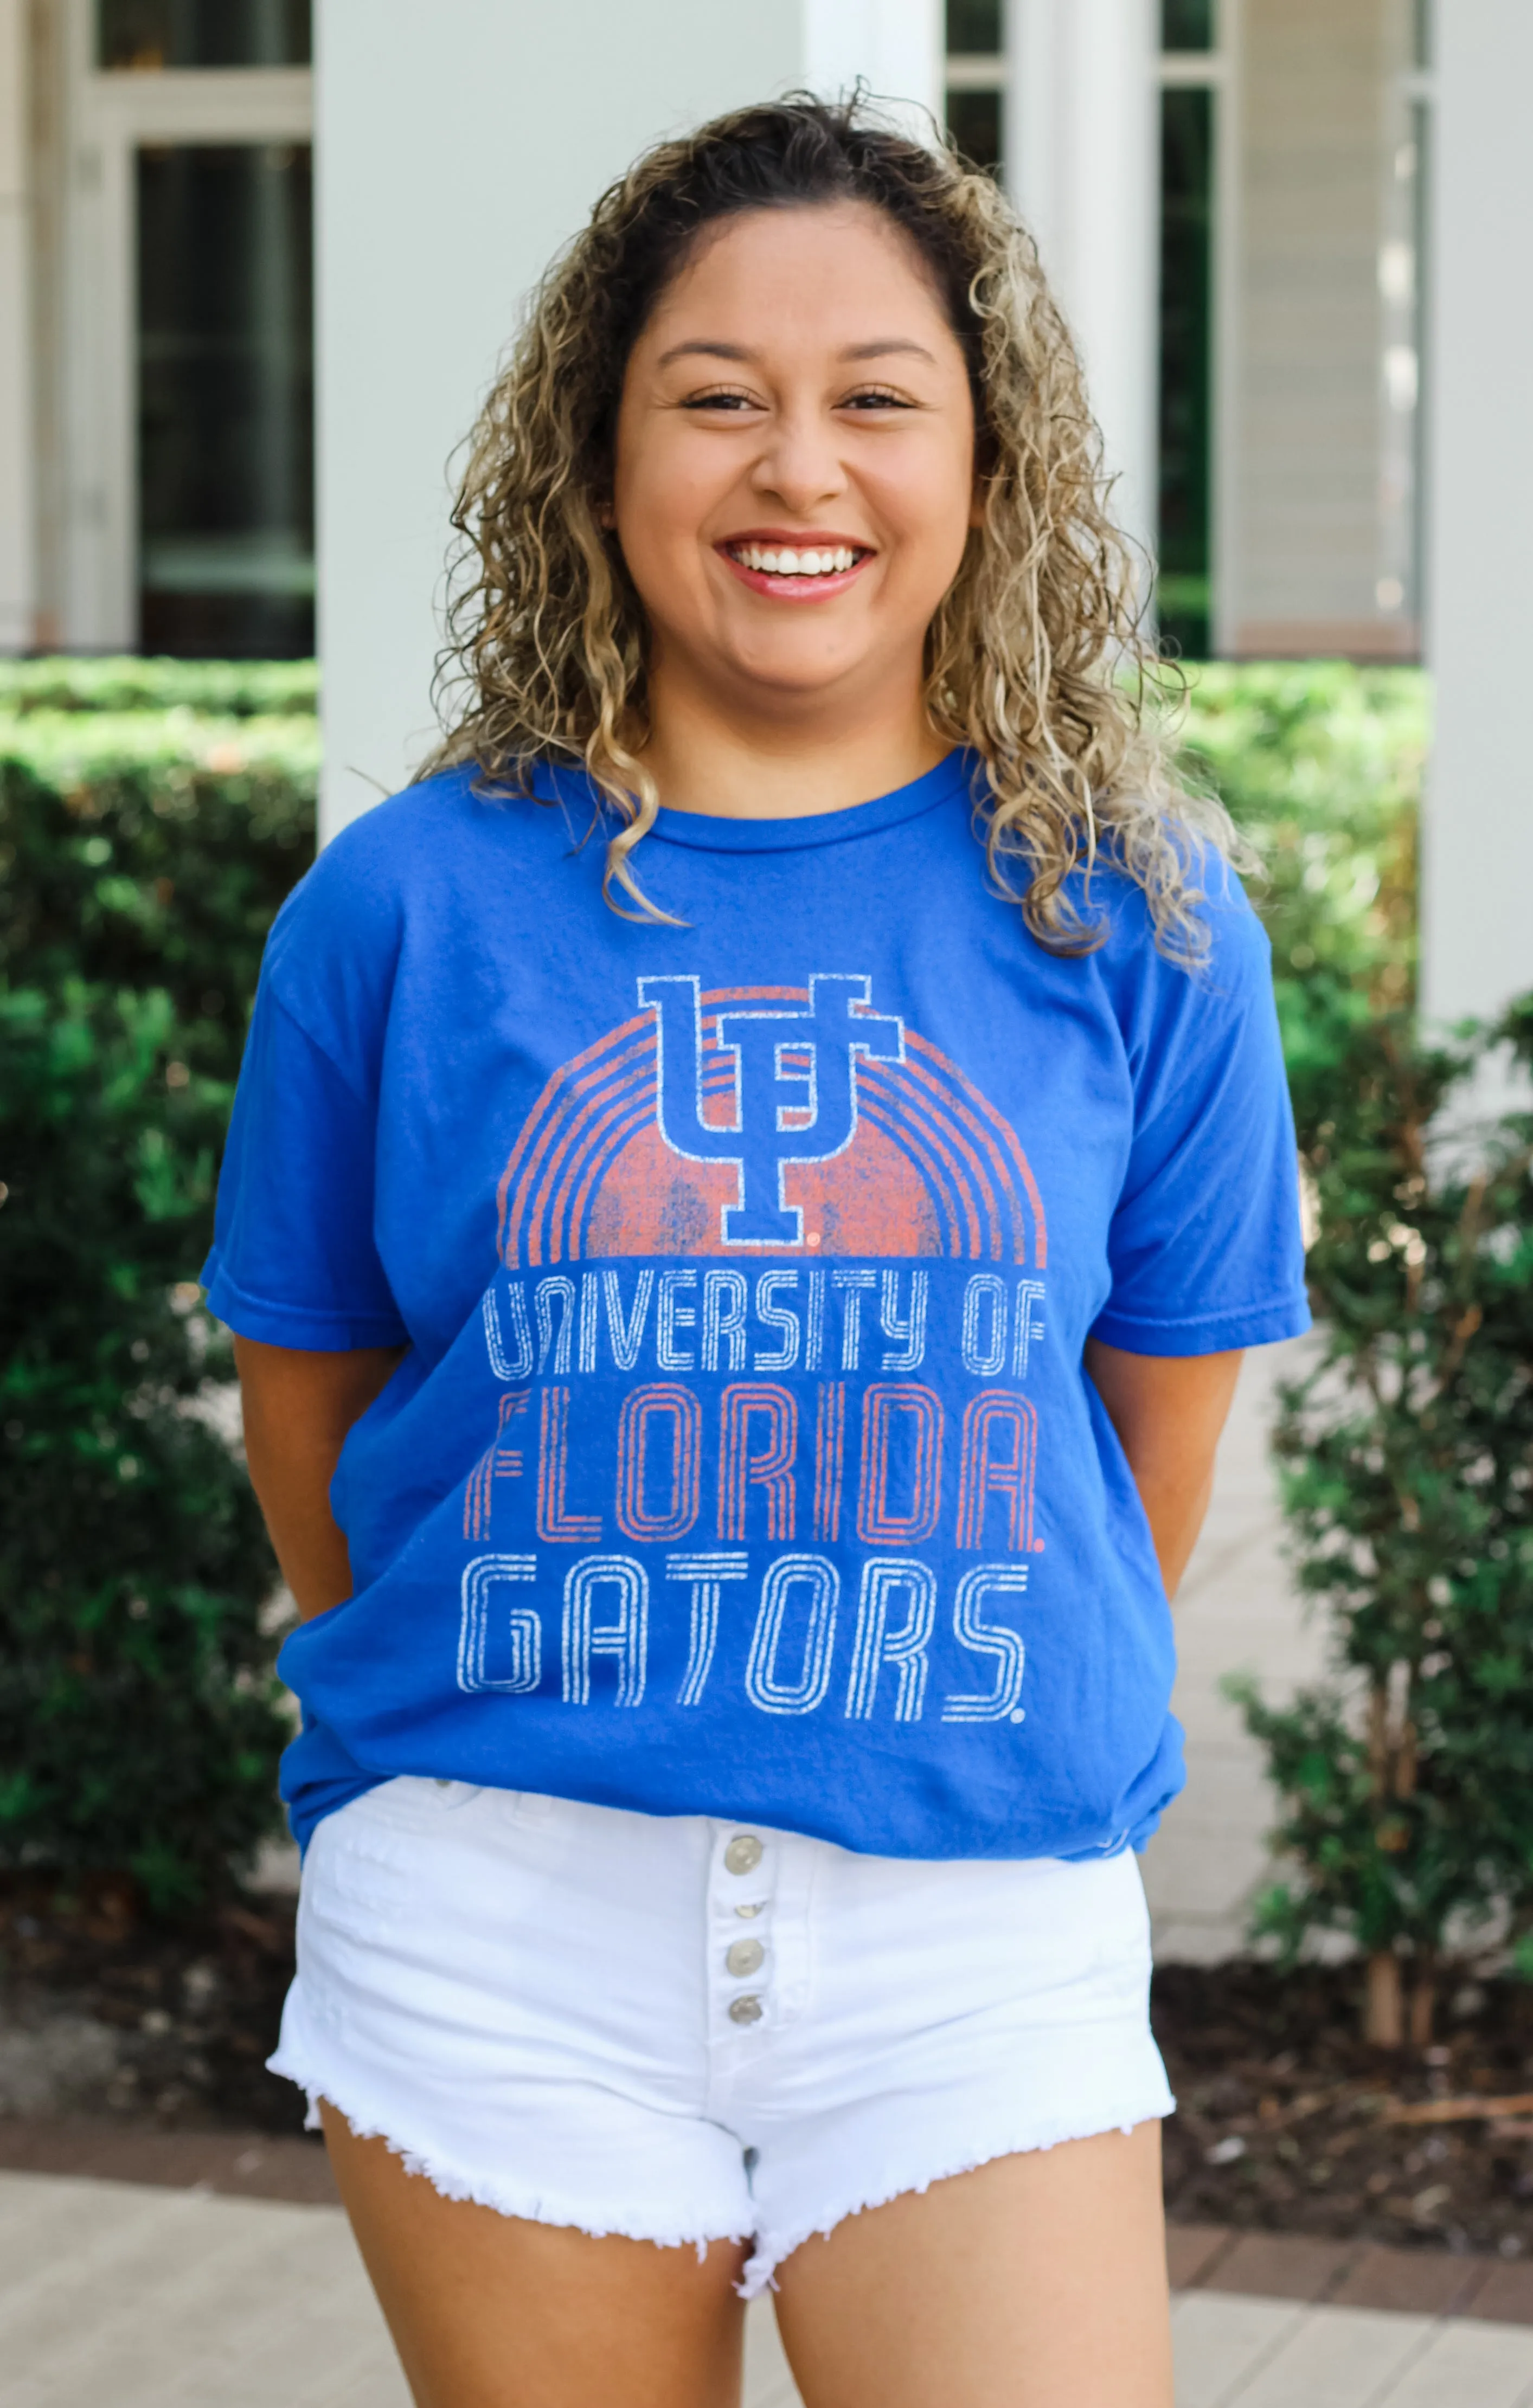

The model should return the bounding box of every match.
[270,1777,1173,2296]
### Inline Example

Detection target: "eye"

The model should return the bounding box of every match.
[840,386,915,412]
[679,387,760,413]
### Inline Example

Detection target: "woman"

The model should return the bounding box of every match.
[209,98,1308,2408]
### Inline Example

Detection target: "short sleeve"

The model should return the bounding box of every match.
[1089,902,1311,1357]
[201,982,408,1351]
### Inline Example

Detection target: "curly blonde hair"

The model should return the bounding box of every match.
[425,94,1246,959]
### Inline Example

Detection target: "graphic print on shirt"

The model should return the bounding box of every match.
[464,973,1049,1731]
[497,976,1048,1266]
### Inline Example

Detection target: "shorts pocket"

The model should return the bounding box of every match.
[305,1780,483,1917]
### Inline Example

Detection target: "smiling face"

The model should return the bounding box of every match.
[610,200,980,756]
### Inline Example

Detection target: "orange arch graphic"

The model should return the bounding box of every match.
[498,987,1045,1269]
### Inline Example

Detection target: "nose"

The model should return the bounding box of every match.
[748,404,849,517]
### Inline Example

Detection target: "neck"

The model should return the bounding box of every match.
[639,652,947,821]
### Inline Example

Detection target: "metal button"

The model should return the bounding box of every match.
[723,1834,763,1875]
[728,1994,764,2026]
[734,1902,763,1919]
[726,1937,765,1977]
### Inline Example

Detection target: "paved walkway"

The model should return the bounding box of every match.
[1140,1336,1325,1965]
[3,2170,1532,2407]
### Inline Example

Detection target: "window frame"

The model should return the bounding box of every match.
[942,1,1239,656]
[58,0,311,646]
[1156,3,1235,658]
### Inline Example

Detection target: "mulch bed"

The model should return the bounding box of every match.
[4,1878,1533,2257]
[1155,1959,1533,2257]
[0,1875,309,2139]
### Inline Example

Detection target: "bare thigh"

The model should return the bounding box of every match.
[320,2103,749,2408]
[773,2121,1172,2408]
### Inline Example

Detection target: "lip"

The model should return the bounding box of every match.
[714,530,876,603]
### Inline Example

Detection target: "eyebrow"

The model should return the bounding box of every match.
[655,337,940,369]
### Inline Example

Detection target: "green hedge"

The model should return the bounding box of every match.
[1177,661,1426,1149]
[0,665,316,1911]
[0,655,318,718]
[1,655,1438,1916]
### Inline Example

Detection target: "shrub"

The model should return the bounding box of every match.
[1181,666,1533,2046]
[0,672,316,1911]
[0,656,318,718]
[1178,661,1426,1094]
[1228,1000,1533,2046]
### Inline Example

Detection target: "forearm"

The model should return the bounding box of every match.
[1083,1340,1242,1600]
[235,1337,405,1620]
[1121,1460,1218,1599]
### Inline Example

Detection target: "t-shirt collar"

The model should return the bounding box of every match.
[527,747,976,854]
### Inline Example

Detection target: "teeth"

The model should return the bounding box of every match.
[733,544,859,576]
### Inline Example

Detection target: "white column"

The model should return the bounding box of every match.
[804,0,944,142]
[1004,0,1159,570]
[316,0,941,839]
[1422,1,1533,1026]
[0,0,35,650]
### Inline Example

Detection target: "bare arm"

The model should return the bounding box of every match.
[234,1337,406,1621]
[1083,1339,1243,1599]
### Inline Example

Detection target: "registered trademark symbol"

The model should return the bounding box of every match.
[1010,1708,1026,1724]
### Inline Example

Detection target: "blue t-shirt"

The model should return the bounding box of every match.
[204,749,1309,1858]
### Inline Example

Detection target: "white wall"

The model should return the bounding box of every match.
[316,0,941,836]
[1422,0,1533,1025]
[1229,0,1413,659]
[0,0,34,648]
[1004,0,1159,575]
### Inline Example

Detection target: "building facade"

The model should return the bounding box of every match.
[0,1,1528,1019]
[1,0,1433,665]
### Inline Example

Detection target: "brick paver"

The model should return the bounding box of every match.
[0,2115,339,2206]
[1201,2230,1355,2303]
[1466,2263,1533,2327]
[1330,2243,1489,2319]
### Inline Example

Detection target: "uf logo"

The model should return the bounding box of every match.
[638,974,905,1246]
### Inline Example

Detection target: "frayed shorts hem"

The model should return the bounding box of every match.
[274,2044,1172,2298]
[735,2091,1175,2297]
[272,2052,755,2260]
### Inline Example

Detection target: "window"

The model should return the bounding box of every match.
[1158,6,1221,658]
[98,0,310,70]
[945,0,1003,175]
[137,143,314,656]
[1158,82,1214,658]
[56,0,314,653]
[950,5,1223,657]
[1160,0,1214,52]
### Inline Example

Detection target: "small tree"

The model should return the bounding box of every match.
[1229,997,1533,2046]
[1176,667,1533,2047]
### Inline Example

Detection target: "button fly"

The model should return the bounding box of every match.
[729,1994,764,2026]
[723,1834,763,1875]
[726,1937,765,1977]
